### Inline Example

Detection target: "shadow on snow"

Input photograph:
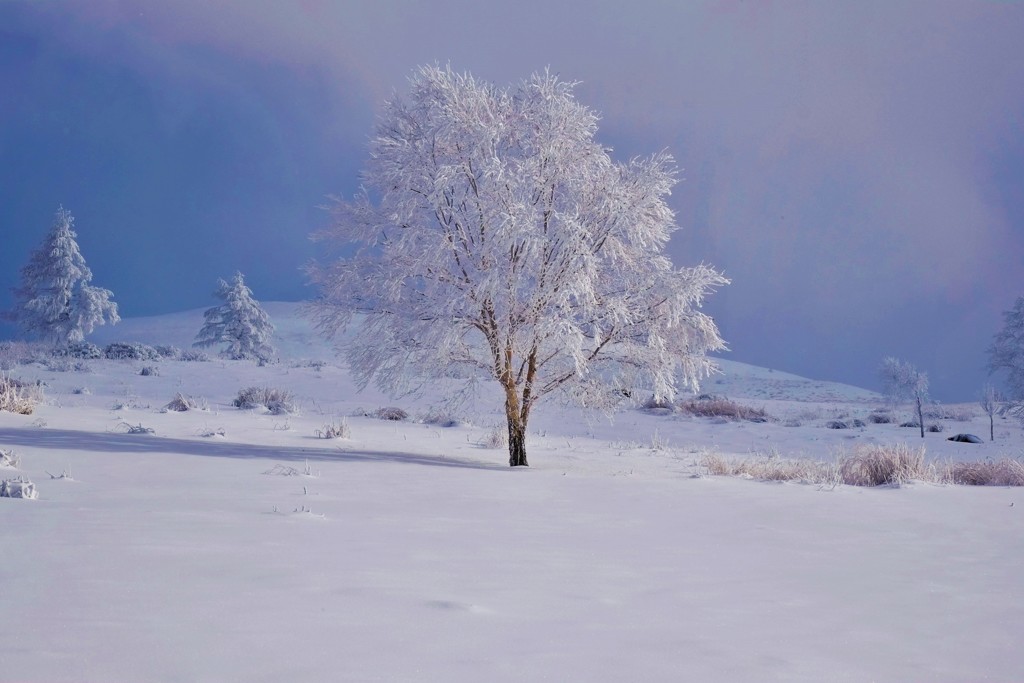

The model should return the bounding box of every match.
[0,426,506,471]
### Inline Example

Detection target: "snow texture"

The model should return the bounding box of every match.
[2,303,1022,682]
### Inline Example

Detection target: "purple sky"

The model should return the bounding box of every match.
[2,1,1023,401]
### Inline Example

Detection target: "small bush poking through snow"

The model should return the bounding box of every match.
[868,411,896,424]
[54,341,102,359]
[0,449,21,468]
[701,451,839,485]
[371,406,409,421]
[139,365,160,377]
[947,459,1024,486]
[104,342,161,361]
[0,476,38,499]
[421,410,461,427]
[640,395,675,413]
[480,425,509,449]
[838,444,929,486]
[164,393,208,412]
[117,422,155,435]
[926,423,944,433]
[678,397,770,422]
[315,418,351,439]
[924,404,975,422]
[233,386,296,414]
[0,375,43,415]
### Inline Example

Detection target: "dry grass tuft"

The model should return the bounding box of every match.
[947,459,1024,486]
[838,444,929,486]
[679,398,770,422]
[164,393,208,412]
[0,375,43,415]
[233,386,296,414]
[701,451,838,484]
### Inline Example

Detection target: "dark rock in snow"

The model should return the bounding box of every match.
[947,433,983,444]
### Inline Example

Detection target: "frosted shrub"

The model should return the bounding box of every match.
[0,375,43,415]
[139,365,160,377]
[868,411,896,424]
[164,393,208,412]
[481,426,509,449]
[104,342,160,361]
[54,341,102,359]
[233,386,296,415]
[0,476,38,499]
[421,410,461,427]
[371,406,409,421]
[0,449,21,468]
[315,418,351,439]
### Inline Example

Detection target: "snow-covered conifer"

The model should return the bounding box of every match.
[193,272,275,361]
[308,66,728,466]
[7,206,119,345]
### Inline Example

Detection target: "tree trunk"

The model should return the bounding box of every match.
[507,417,528,467]
[916,395,924,438]
[990,414,994,442]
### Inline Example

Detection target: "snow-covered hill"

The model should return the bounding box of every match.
[1,305,1021,682]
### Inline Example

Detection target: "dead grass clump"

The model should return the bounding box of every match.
[480,425,509,449]
[868,411,896,424]
[924,405,975,422]
[315,418,351,439]
[947,459,1024,486]
[371,406,409,421]
[838,444,928,486]
[233,386,296,415]
[164,393,208,412]
[679,397,770,422]
[701,451,838,484]
[0,375,43,415]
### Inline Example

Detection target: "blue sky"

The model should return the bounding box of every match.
[2,1,1023,401]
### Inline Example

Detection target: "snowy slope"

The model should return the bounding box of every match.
[1,305,1021,682]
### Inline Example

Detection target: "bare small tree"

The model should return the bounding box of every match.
[979,383,1000,442]
[880,357,929,438]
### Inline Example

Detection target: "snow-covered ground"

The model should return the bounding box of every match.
[1,304,1021,682]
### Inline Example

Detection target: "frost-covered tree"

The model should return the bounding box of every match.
[987,296,1024,399]
[979,383,1000,442]
[7,206,119,345]
[880,356,929,438]
[308,66,728,467]
[193,272,275,361]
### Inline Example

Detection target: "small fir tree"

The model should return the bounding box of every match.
[7,206,119,344]
[193,272,275,361]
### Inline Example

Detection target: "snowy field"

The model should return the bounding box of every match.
[1,303,1022,682]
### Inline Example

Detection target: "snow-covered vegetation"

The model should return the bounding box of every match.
[194,271,275,361]
[5,206,119,344]
[309,66,727,466]
[1,303,1021,682]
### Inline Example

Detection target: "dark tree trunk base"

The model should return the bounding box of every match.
[508,421,528,467]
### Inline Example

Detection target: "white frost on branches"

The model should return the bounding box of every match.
[7,206,119,345]
[193,272,275,361]
[988,296,1024,399]
[308,66,727,465]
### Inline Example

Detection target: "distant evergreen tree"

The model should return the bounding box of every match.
[7,206,119,345]
[193,272,275,361]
